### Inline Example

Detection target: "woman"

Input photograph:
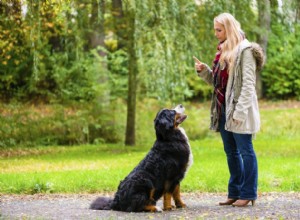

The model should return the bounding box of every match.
[194,13,264,207]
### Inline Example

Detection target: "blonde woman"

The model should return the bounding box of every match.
[194,13,264,207]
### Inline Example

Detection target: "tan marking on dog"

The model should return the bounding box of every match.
[163,192,173,211]
[174,113,180,128]
[172,184,186,208]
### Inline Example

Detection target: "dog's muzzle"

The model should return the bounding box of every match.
[174,104,187,124]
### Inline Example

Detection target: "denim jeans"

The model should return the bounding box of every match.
[219,107,258,200]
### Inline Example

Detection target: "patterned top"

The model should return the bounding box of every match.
[212,43,228,117]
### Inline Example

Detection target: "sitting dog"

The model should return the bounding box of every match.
[90,104,193,212]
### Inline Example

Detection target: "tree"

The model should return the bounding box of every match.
[257,0,271,99]
[125,10,137,146]
[0,0,30,101]
[121,0,201,146]
[110,0,137,146]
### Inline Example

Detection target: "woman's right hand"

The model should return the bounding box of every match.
[193,56,206,72]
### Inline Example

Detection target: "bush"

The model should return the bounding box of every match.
[0,101,125,148]
[262,20,300,100]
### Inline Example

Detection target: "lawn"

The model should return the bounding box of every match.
[0,101,299,194]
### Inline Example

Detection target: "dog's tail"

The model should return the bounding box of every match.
[90,197,113,210]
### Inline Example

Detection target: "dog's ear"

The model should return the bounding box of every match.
[154,109,175,130]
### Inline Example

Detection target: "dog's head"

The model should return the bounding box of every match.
[154,104,187,135]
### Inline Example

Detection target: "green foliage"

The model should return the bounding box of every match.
[0,101,126,147]
[263,23,300,99]
[107,49,128,100]
[49,49,107,102]
[0,0,299,105]
[187,74,213,101]
[1,99,299,148]
[131,0,202,102]
[259,0,300,100]
[0,4,31,101]
[0,1,109,103]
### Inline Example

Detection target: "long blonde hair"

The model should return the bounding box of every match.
[214,13,244,73]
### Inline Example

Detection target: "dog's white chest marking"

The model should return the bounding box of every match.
[179,127,193,173]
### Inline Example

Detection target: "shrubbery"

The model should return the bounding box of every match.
[0,101,126,147]
[262,21,300,100]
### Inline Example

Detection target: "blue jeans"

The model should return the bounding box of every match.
[219,108,258,200]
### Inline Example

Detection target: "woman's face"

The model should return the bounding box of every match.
[214,22,226,42]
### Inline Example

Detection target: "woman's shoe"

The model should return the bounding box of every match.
[219,198,237,206]
[232,199,255,207]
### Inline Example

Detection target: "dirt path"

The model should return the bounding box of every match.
[1,192,299,219]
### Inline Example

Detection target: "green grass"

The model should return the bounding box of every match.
[0,138,299,194]
[0,145,146,194]
[184,138,300,192]
[0,101,299,194]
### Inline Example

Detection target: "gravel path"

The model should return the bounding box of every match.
[1,192,299,219]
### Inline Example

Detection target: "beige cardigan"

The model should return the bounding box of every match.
[197,39,265,134]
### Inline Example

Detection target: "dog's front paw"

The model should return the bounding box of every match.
[154,206,163,212]
[163,205,173,211]
[175,202,187,209]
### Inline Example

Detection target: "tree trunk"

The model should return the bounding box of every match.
[89,0,105,53]
[125,12,137,146]
[257,0,271,99]
[88,0,110,107]
[112,0,137,146]
[112,0,126,49]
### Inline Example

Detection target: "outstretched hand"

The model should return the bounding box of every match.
[193,56,206,72]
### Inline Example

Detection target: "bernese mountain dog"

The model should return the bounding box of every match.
[90,104,193,212]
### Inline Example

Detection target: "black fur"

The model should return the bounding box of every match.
[90,197,113,210]
[90,107,191,212]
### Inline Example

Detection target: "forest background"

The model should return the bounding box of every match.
[0,0,299,147]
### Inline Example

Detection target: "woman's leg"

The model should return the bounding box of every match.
[233,133,258,200]
[219,111,243,199]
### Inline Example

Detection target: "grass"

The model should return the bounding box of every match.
[186,138,300,192]
[0,101,299,194]
[0,145,150,194]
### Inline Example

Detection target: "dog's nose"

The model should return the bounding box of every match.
[179,104,183,108]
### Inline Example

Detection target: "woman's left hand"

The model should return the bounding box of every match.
[233,119,242,125]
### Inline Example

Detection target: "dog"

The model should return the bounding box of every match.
[90,104,193,212]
